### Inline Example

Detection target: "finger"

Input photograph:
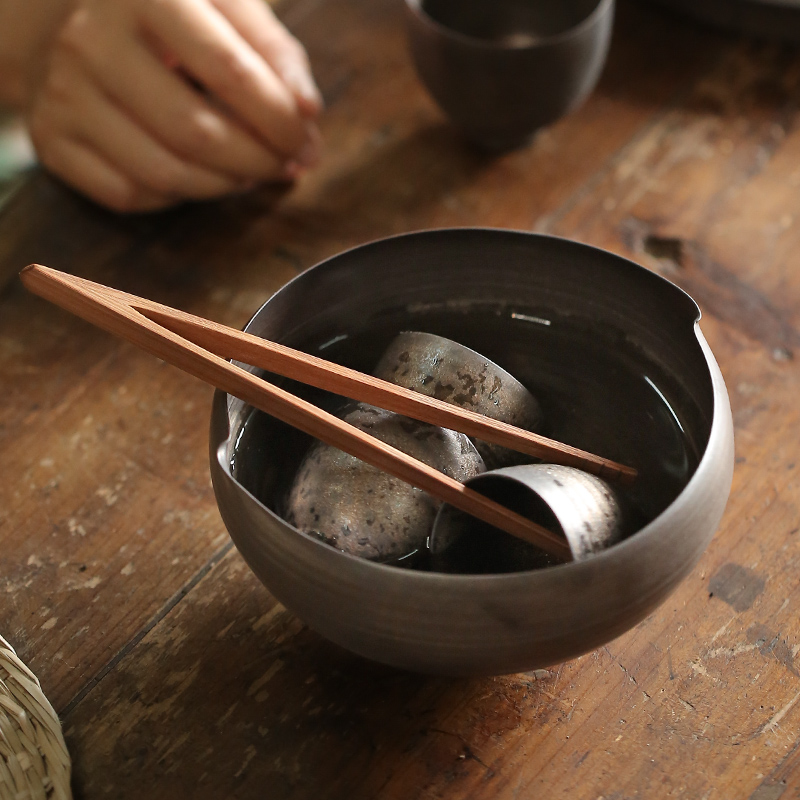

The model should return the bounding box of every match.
[209,0,322,116]
[139,0,317,160]
[26,51,174,211]
[67,69,259,200]
[57,10,298,178]
[37,137,174,213]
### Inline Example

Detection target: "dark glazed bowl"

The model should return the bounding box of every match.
[209,229,734,676]
[404,0,615,150]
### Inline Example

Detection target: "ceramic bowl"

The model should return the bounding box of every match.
[404,0,615,150]
[209,229,734,676]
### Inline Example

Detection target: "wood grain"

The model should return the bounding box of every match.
[2,0,800,797]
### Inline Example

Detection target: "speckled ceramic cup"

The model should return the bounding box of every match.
[373,331,542,468]
[285,403,485,564]
[430,464,623,574]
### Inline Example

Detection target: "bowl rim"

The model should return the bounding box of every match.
[403,0,615,51]
[244,227,702,329]
[218,227,726,585]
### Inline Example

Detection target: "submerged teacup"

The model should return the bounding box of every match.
[430,464,623,573]
[373,330,542,468]
[284,403,485,563]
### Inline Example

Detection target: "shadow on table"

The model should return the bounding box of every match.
[66,549,564,800]
[0,170,295,299]
[0,121,490,316]
[278,122,494,241]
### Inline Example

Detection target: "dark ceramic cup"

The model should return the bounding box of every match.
[404,0,615,150]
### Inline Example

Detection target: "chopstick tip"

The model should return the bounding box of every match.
[616,465,638,486]
[19,263,47,286]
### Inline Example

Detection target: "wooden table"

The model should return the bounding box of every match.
[1,0,799,796]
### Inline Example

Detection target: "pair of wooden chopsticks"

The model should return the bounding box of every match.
[20,264,637,562]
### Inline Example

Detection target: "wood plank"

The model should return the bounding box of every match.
[63,535,800,799]
[3,0,800,797]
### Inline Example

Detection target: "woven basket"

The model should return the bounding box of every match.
[0,635,71,800]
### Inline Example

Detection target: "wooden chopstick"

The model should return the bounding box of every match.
[142,306,636,484]
[20,265,636,485]
[17,264,625,562]
[21,264,572,560]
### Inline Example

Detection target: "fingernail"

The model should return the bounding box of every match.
[296,124,322,168]
[282,63,324,112]
[281,162,302,181]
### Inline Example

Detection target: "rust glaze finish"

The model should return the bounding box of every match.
[285,403,484,561]
[374,331,542,468]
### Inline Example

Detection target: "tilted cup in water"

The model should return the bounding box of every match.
[285,403,485,564]
[430,463,622,573]
[373,330,542,469]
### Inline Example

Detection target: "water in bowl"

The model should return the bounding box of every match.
[231,300,702,573]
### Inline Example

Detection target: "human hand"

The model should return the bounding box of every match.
[24,0,323,212]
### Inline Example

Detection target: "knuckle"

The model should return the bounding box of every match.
[142,158,188,195]
[56,9,94,56]
[212,48,257,93]
[34,47,79,105]
[175,110,223,157]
